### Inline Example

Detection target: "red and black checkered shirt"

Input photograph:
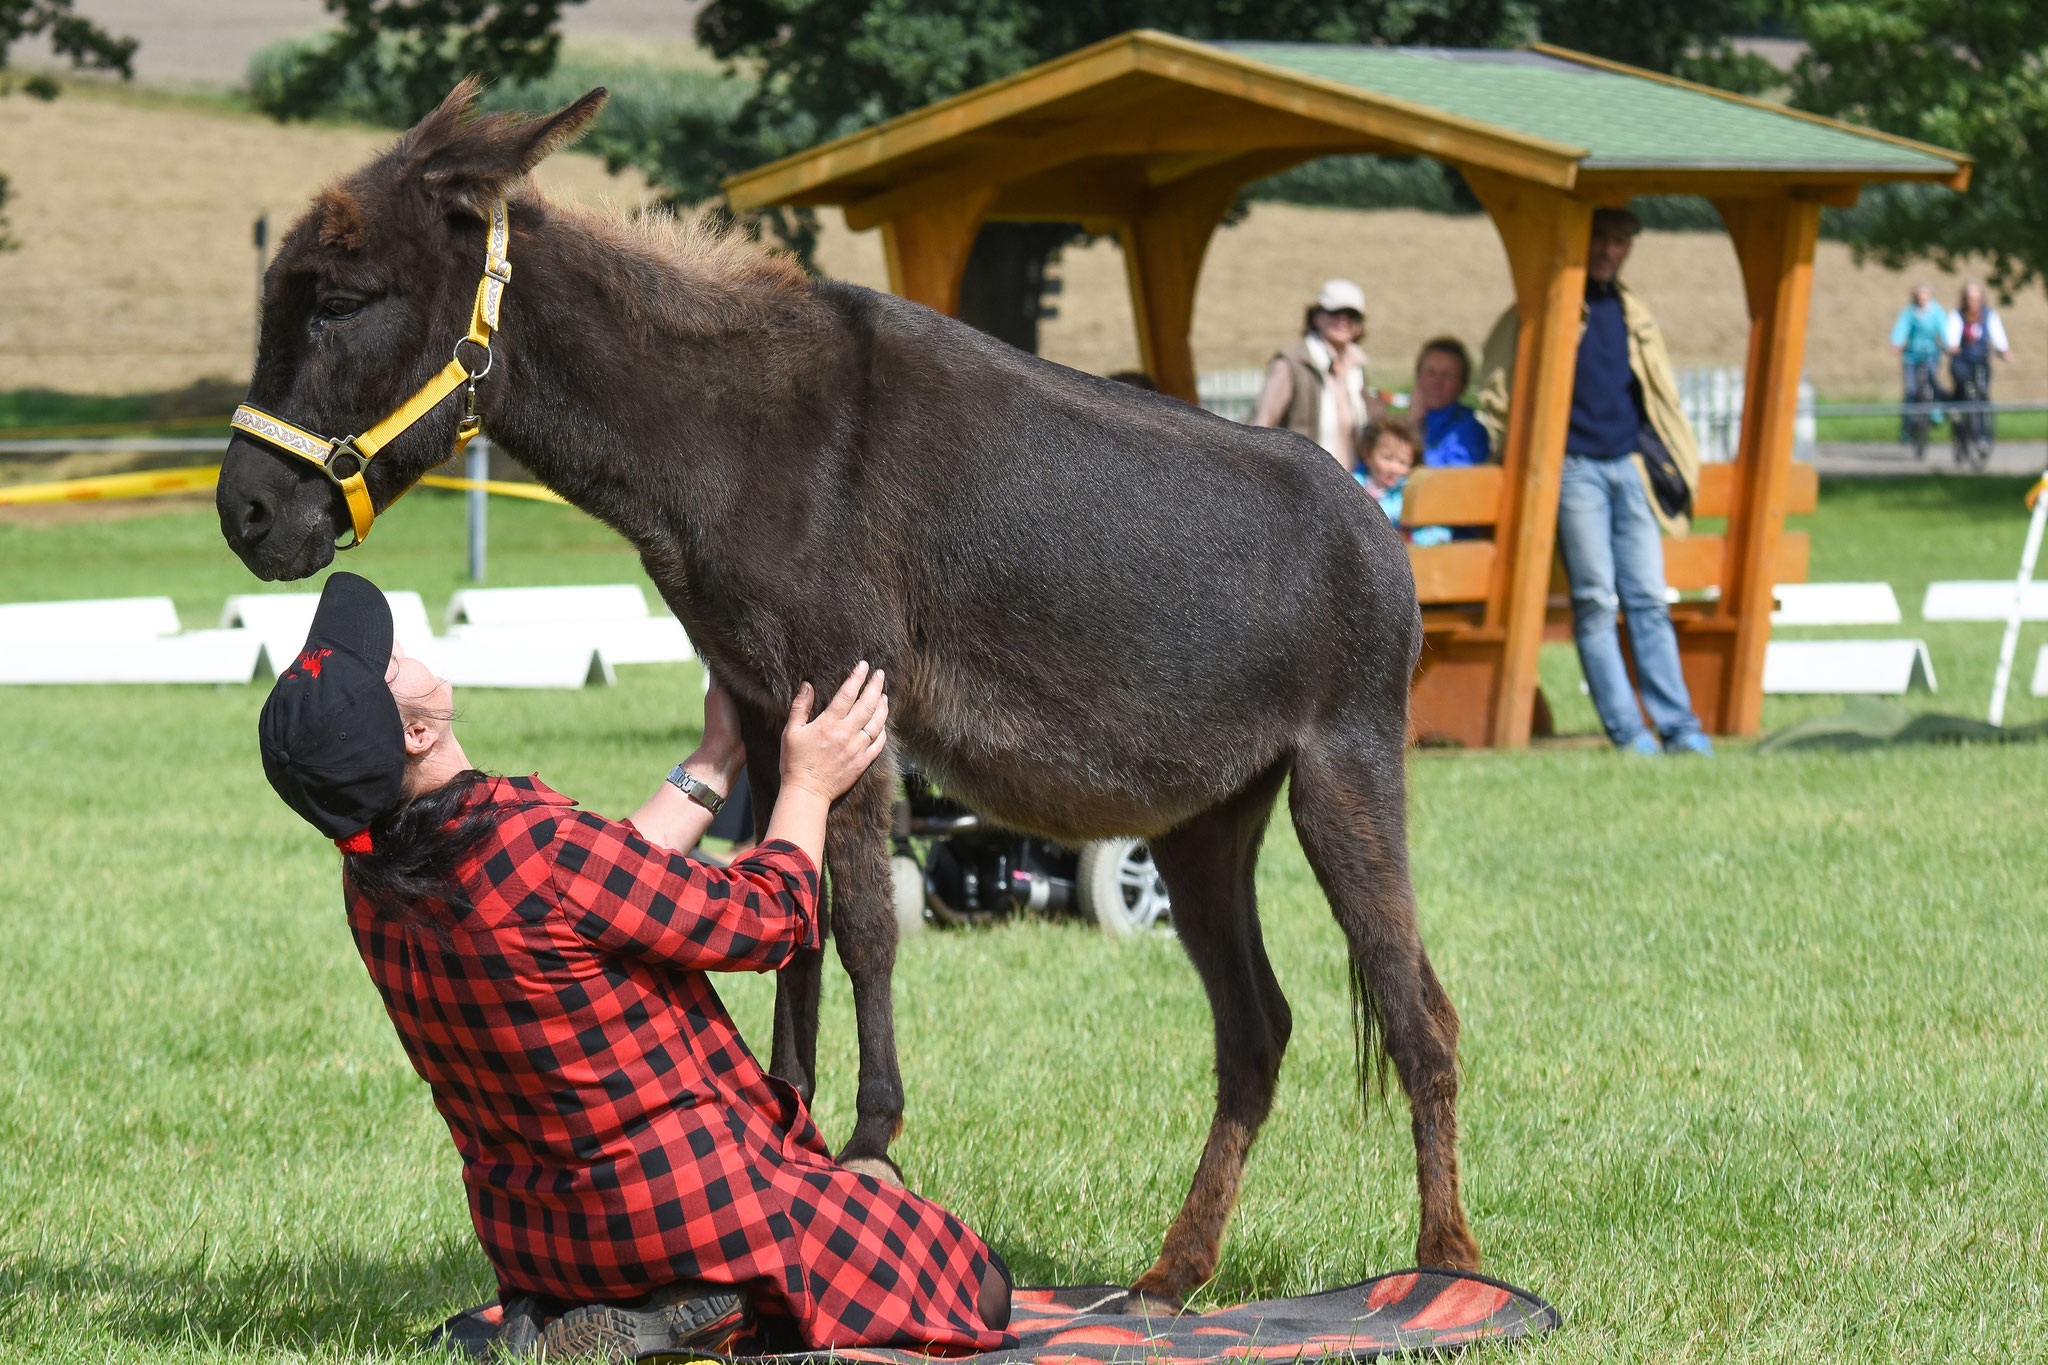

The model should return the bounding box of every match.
[345,775,1011,1353]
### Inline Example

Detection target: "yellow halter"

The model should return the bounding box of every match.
[230,198,511,549]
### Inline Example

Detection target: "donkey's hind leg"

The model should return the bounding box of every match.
[1128,763,1292,1310]
[1287,733,1478,1272]
[822,753,908,1185]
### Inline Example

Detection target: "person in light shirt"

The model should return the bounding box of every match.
[1251,279,1387,469]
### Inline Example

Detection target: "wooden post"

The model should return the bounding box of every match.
[879,186,1000,317]
[1118,171,1243,403]
[1463,168,1594,747]
[1711,195,1821,735]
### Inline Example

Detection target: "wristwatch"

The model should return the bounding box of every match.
[666,763,726,815]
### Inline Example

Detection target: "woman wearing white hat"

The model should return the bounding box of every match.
[1251,278,1384,469]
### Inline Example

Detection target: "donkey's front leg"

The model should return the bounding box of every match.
[823,753,907,1185]
[736,701,824,1103]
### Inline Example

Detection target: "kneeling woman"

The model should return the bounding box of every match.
[259,573,1011,1359]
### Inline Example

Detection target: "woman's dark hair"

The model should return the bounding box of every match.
[1416,336,1473,390]
[342,769,497,921]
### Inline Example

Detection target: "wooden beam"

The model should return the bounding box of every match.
[841,102,1366,230]
[727,29,1588,211]
[1462,166,1595,747]
[1712,194,1823,735]
[1401,465,1505,527]
[879,185,999,317]
[1695,460,1817,519]
[1116,165,1232,403]
[1409,541,1498,605]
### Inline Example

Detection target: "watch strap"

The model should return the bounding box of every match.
[666,763,726,815]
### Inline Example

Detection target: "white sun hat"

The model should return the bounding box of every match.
[1315,279,1367,315]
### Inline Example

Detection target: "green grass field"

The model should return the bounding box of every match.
[2,485,2045,1361]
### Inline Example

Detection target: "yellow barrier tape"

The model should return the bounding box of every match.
[0,465,219,506]
[418,475,569,505]
[0,466,572,509]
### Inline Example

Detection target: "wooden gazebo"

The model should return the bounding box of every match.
[725,33,1969,747]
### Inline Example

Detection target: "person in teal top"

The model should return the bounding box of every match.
[1889,284,1949,441]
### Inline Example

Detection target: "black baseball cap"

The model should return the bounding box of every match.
[258,572,407,846]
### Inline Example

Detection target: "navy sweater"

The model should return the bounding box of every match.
[1567,280,1643,458]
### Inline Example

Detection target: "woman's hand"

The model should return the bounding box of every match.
[781,662,888,802]
[762,663,888,868]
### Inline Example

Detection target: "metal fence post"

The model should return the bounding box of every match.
[466,437,489,582]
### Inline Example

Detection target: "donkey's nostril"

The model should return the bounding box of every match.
[240,496,273,546]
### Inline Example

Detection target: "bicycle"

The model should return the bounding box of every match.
[1951,359,1996,472]
[1903,359,1940,460]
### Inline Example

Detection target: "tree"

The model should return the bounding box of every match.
[678,0,1786,352]
[255,0,584,127]
[1,0,136,249]
[1790,0,2047,308]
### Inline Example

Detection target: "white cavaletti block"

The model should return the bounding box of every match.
[221,590,435,667]
[408,635,614,689]
[444,617,693,665]
[1762,639,1937,695]
[1921,581,2048,621]
[444,584,651,626]
[1771,583,1902,627]
[0,629,266,684]
[0,596,182,643]
[2030,646,2048,698]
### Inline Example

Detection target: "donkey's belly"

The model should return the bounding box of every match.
[891,661,1292,843]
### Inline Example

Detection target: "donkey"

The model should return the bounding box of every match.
[215,84,1479,1305]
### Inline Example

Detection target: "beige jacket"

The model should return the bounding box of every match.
[1474,282,1700,537]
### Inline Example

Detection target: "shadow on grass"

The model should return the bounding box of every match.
[0,1241,491,1355]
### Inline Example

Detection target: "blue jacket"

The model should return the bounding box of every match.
[1421,402,1489,468]
[1890,302,1947,363]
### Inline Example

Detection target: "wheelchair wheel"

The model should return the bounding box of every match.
[1077,837,1171,936]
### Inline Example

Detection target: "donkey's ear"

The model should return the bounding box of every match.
[402,82,610,216]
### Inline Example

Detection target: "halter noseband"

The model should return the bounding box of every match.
[230,198,511,549]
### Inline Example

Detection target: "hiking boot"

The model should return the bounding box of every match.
[537,1279,753,1362]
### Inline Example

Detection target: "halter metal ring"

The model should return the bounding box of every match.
[454,337,494,382]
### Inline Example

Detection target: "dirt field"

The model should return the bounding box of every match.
[4,84,2039,398]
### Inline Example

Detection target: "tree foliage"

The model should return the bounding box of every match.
[1791,0,2047,302]
[254,0,585,126]
[0,0,135,251]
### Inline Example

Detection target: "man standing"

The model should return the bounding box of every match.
[1475,207,1712,756]
[1889,283,1949,443]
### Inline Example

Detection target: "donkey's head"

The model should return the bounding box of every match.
[218,80,605,580]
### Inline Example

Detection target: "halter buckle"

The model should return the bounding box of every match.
[324,436,366,484]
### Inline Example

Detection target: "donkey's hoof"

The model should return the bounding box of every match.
[1418,1224,1482,1273]
[1121,1287,1184,1317]
[839,1154,905,1187]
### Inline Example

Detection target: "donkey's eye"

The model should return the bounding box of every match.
[319,296,364,318]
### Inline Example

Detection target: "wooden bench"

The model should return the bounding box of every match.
[1402,460,1819,741]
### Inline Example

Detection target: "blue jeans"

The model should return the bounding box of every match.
[1900,357,1941,439]
[1556,454,1706,748]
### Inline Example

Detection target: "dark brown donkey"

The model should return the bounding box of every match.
[216,84,1479,1304]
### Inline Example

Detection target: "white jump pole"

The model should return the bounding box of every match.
[1987,472,2048,726]
[466,436,490,583]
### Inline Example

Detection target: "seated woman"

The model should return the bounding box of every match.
[1411,337,1490,468]
[258,573,1013,1362]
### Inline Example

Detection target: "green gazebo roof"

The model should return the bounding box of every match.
[1215,43,1955,173]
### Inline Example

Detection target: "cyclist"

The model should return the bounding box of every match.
[1889,284,1948,449]
[1946,280,2013,462]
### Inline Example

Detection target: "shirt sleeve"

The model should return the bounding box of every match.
[1944,311,1963,349]
[1990,312,2010,354]
[547,812,822,972]
[1891,309,1912,347]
